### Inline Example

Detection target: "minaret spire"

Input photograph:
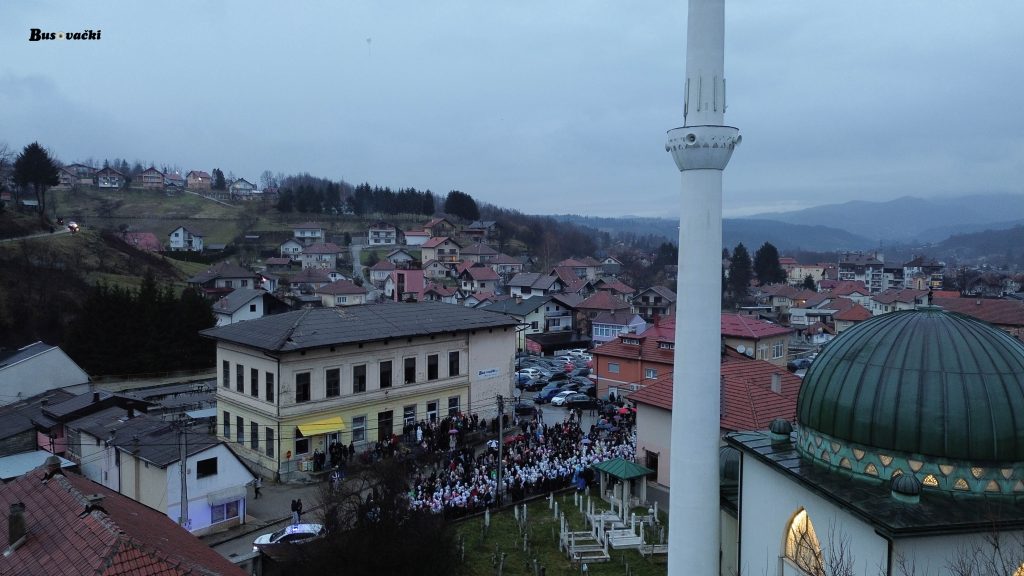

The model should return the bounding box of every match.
[666,1,740,574]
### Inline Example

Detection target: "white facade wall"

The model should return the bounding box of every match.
[739,454,889,576]
[635,404,672,486]
[214,297,264,326]
[166,443,253,535]
[0,348,90,406]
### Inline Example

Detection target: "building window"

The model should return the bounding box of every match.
[326,368,341,397]
[427,354,439,380]
[448,395,460,416]
[235,416,244,444]
[645,450,659,478]
[295,372,311,403]
[223,411,230,438]
[404,405,417,427]
[266,428,274,457]
[758,345,769,360]
[222,360,229,388]
[645,368,657,379]
[377,410,393,442]
[352,416,366,443]
[784,509,825,576]
[448,351,460,376]
[250,368,259,397]
[608,363,620,374]
[250,422,259,450]
[295,436,309,456]
[249,303,257,312]
[427,401,439,423]
[196,457,218,478]
[379,361,392,389]
[353,365,367,393]
[209,500,237,522]
[266,372,275,402]
[236,364,244,392]
[404,357,416,384]
[772,341,785,359]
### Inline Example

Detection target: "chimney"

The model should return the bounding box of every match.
[8,503,26,546]
[92,392,100,403]
[771,373,782,394]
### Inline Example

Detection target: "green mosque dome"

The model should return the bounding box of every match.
[798,306,1024,471]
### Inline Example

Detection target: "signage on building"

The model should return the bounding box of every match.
[476,368,499,379]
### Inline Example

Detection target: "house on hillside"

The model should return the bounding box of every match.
[369,260,396,287]
[0,342,90,407]
[298,242,343,270]
[168,225,204,251]
[280,238,304,258]
[385,248,416,266]
[631,286,676,321]
[201,303,516,481]
[869,288,928,315]
[316,280,368,307]
[163,171,185,189]
[458,266,499,292]
[832,300,873,334]
[212,288,272,326]
[421,237,461,264]
[0,462,246,574]
[508,272,563,298]
[462,220,496,243]
[96,167,125,189]
[384,269,426,302]
[138,167,164,190]
[461,242,498,264]
[423,217,455,238]
[293,222,324,245]
[591,311,647,345]
[187,261,259,297]
[422,259,449,280]
[286,268,334,294]
[186,170,212,191]
[593,278,635,298]
[489,254,524,281]
[422,283,460,304]
[229,178,256,198]
[404,228,430,246]
[720,313,793,368]
[368,221,400,246]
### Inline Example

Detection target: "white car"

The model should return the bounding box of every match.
[517,368,542,379]
[253,523,325,553]
[550,390,576,406]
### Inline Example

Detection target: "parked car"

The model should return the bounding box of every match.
[545,371,570,384]
[534,384,563,404]
[787,358,813,372]
[520,378,548,392]
[517,368,543,379]
[577,383,597,397]
[549,390,577,406]
[253,523,325,553]
[569,367,591,378]
[563,393,601,410]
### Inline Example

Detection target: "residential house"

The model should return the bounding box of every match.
[801,321,835,347]
[138,167,164,190]
[591,319,676,398]
[868,288,928,315]
[631,286,677,321]
[404,228,430,246]
[298,241,343,270]
[317,280,368,307]
[421,284,460,305]
[96,167,125,188]
[903,255,945,290]
[423,217,455,238]
[601,256,623,276]
[781,259,826,286]
[286,268,334,294]
[167,225,204,251]
[0,464,246,575]
[384,269,426,302]
[0,343,90,407]
[369,260,396,287]
[630,351,800,489]
[32,389,152,458]
[550,266,593,297]
[163,171,185,189]
[228,178,256,198]
[186,170,212,191]
[0,389,74,456]
[838,252,886,293]
[187,261,259,296]
[461,241,499,264]
[421,237,462,264]
[935,297,1024,341]
[56,166,76,189]
[479,295,575,354]
[720,313,793,367]
[385,248,417,266]
[422,259,449,280]
[591,311,647,345]
[832,300,873,334]
[822,280,872,306]
[201,303,517,481]
[507,272,563,298]
[64,163,97,185]
[368,221,400,246]
[70,412,254,536]
[592,278,635,298]
[555,258,601,281]
[212,288,270,326]
[576,290,631,337]
[280,238,304,258]
[122,231,161,252]
[293,222,324,245]
[489,254,524,281]
[463,292,508,309]
[458,265,499,293]
[462,220,496,243]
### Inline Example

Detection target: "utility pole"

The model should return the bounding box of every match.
[496,394,505,506]
[178,414,190,529]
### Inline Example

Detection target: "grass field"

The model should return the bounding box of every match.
[454,493,667,576]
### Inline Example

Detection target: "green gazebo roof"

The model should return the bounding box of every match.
[798,306,1024,462]
[591,458,653,480]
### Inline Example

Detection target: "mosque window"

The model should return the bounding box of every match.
[908,459,923,472]
[879,454,893,466]
[784,509,825,576]
[839,458,852,469]
[939,464,955,476]
[922,474,939,487]
[971,467,985,479]
[954,478,970,490]
[1002,468,1014,480]
[865,463,878,476]
[986,480,1000,492]
[852,448,865,460]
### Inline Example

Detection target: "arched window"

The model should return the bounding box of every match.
[784,508,825,576]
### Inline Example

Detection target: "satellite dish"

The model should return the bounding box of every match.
[746,349,754,357]
[736,345,746,355]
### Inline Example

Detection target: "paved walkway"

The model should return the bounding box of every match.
[203,478,323,548]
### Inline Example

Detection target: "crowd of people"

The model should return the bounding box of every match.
[407,410,636,516]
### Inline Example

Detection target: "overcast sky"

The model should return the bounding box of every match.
[2,1,1022,218]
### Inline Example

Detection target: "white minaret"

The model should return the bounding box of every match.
[666,1,740,574]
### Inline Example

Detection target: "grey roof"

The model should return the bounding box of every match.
[592,310,643,326]
[461,242,498,256]
[187,261,256,284]
[201,300,517,352]
[638,285,677,301]
[479,296,551,317]
[102,414,221,468]
[213,288,266,315]
[508,273,560,291]
[0,389,75,440]
[0,341,55,369]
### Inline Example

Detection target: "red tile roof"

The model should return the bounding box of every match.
[316,279,367,295]
[422,236,460,249]
[0,468,244,575]
[593,318,676,364]
[833,300,872,321]
[630,355,800,432]
[370,260,396,271]
[301,242,343,254]
[871,288,928,305]
[720,313,792,339]
[578,290,630,312]
[594,278,635,295]
[264,257,292,265]
[935,297,1024,327]
[461,266,499,281]
[822,280,868,295]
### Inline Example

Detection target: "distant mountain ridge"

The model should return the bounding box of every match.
[745,194,1024,243]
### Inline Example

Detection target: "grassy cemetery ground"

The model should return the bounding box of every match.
[454,490,668,576]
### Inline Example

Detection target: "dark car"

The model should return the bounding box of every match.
[569,367,591,378]
[787,358,813,372]
[520,378,548,392]
[545,371,570,384]
[556,381,582,393]
[534,384,563,404]
[514,403,537,418]
[577,383,597,397]
[563,393,600,410]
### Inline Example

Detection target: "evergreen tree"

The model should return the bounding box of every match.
[212,168,226,190]
[726,243,753,306]
[802,274,817,291]
[444,190,479,221]
[13,142,60,217]
[753,242,787,285]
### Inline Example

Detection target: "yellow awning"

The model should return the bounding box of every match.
[296,416,345,436]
